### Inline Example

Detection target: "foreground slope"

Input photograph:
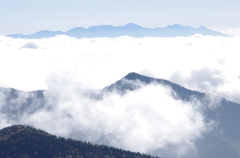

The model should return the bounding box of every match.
[0,125,159,158]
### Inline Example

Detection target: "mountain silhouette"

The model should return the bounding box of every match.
[103,72,240,158]
[104,72,205,101]
[0,125,159,158]
[7,23,230,39]
[1,72,240,158]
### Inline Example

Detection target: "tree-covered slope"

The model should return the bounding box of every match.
[0,125,160,158]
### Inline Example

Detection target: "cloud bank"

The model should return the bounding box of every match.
[0,80,210,158]
[0,35,239,157]
[0,35,239,103]
[215,28,240,37]
[21,42,38,49]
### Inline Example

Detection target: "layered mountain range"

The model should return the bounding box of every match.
[1,72,240,158]
[7,23,230,39]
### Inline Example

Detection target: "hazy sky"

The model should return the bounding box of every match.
[1,0,240,35]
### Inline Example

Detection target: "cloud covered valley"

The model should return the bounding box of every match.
[0,35,240,158]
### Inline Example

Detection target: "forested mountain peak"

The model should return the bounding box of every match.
[0,125,160,158]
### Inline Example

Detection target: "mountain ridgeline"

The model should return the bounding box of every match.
[1,72,240,158]
[0,125,159,158]
[104,73,240,158]
[7,23,230,39]
[104,72,205,101]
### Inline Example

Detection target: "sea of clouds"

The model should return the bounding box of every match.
[0,34,239,103]
[0,35,239,158]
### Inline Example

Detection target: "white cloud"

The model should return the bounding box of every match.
[1,80,209,158]
[1,35,239,103]
[21,42,38,49]
[214,28,240,37]
[170,66,225,92]
[0,35,240,157]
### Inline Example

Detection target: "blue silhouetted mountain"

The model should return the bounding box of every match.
[7,23,230,39]
[8,30,65,39]
[1,72,240,158]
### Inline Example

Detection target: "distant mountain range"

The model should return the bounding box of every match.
[1,72,240,158]
[7,23,230,39]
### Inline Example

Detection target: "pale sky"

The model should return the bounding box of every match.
[1,0,240,35]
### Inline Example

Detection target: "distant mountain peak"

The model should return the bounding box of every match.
[7,23,231,39]
[124,72,140,77]
[123,23,143,29]
[197,26,207,29]
[165,24,183,28]
[124,72,150,80]
[125,23,139,26]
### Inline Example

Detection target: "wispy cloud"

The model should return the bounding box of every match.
[0,80,211,158]
[214,28,240,37]
[0,35,239,157]
[0,35,239,103]
[21,42,38,49]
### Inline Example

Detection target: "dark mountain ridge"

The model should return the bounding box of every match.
[7,23,230,39]
[104,72,205,101]
[101,72,240,158]
[1,72,240,158]
[0,125,159,158]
